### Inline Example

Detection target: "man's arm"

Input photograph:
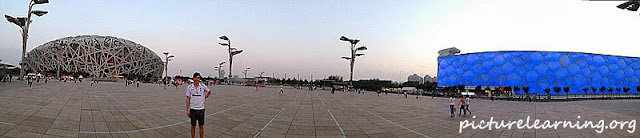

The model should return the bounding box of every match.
[186,97,190,116]
[205,90,212,99]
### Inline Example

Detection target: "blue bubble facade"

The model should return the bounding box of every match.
[437,51,640,95]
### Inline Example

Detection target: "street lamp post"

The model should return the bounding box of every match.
[4,0,49,80]
[163,52,174,89]
[214,61,225,80]
[242,68,250,78]
[219,35,243,84]
[339,36,367,86]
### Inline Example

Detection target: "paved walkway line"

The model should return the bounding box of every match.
[333,95,432,138]
[79,93,280,134]
[314,92,346,138]
[253,92,303,138]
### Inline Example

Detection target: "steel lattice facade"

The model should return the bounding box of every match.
[438,51,640,95]
[25,35,164,78]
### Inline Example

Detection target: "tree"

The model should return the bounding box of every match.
[623,87,631,98]
[636,85,640,98]
[607,87,614,99]
[563,86,570,101]
[553,87,562,95]
[616,87,622,98]
[600,86,607,99]
[582,87,589,98]
[523,86,530,95]
[544,88,551,100]
[591,87,597,98]
[326,75,343,82]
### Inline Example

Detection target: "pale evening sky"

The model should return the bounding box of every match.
[1,0,639,82]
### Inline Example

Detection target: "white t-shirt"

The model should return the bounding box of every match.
[465,97,471,105]
[186,83,211,110]
[449,97,454,105]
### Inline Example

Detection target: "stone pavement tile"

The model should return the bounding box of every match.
[0,123,16,136]
[129,120,149,129]
[125,132,146,138]
[387,128,412,136]
[204,128,224,138]
[116,121,136,131]
[288,125,314,131]
[93,122,109,132]
[263,124,289,134]
[45,128,78,137]
[217,134,235,138]
[79,133,96,138]
[94,133,113,138]
[259,131,285,138]
[343,130,366,136]
[286,129,315,136]
[43,134,70,138]
[315,130,342,136]
[12,124,49,134]
[362,128,386,135]
[91,111,105,122]
[396,133,425,138]
[106,122,123,132]
[284,134,315,138]
[522,131,535,138]
[156,127,180,137]
[140,129,163,138]
[50,120,80,131]
[2,129,44,137]
[222,128,253,137]
[109,133,128,138]
[315,126,339,131]
[81,110,93,122]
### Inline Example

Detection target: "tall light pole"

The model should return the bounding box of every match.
[617,1,640,13]
[339,36,367,86]
[214,61,225,79]
[219,35,243,84]
[5,0,49,80]
[242,68,250,78]
[163,51,174,89]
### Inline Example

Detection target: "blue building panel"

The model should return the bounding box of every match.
[437,51,640,95]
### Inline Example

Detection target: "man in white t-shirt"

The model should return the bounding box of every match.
[186,72,211,138]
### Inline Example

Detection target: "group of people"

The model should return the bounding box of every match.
[125,80,140,87]
[449,96,472,118]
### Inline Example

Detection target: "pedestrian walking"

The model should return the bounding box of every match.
[256,83,259,91]
[465,96,471,115]
[27,76,33,88]
[280,84,284,94]
[186,72,212,138]
[331,87,335,94]
[458,96,467,116]
[449,97,455,118]
[136,80,140,87]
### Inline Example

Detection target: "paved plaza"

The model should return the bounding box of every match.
[0,80,638,138]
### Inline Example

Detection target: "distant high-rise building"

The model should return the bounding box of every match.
[219,70,225,79]
[407,74,424,84]
[424,75,437,83]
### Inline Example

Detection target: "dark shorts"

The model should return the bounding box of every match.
[190,109,205,126]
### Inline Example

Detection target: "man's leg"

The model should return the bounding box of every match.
[467,105,471,114]
[191,125,196,138]
[198,110,205,138]
[199,125,204,138]
[190,109,196,138]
